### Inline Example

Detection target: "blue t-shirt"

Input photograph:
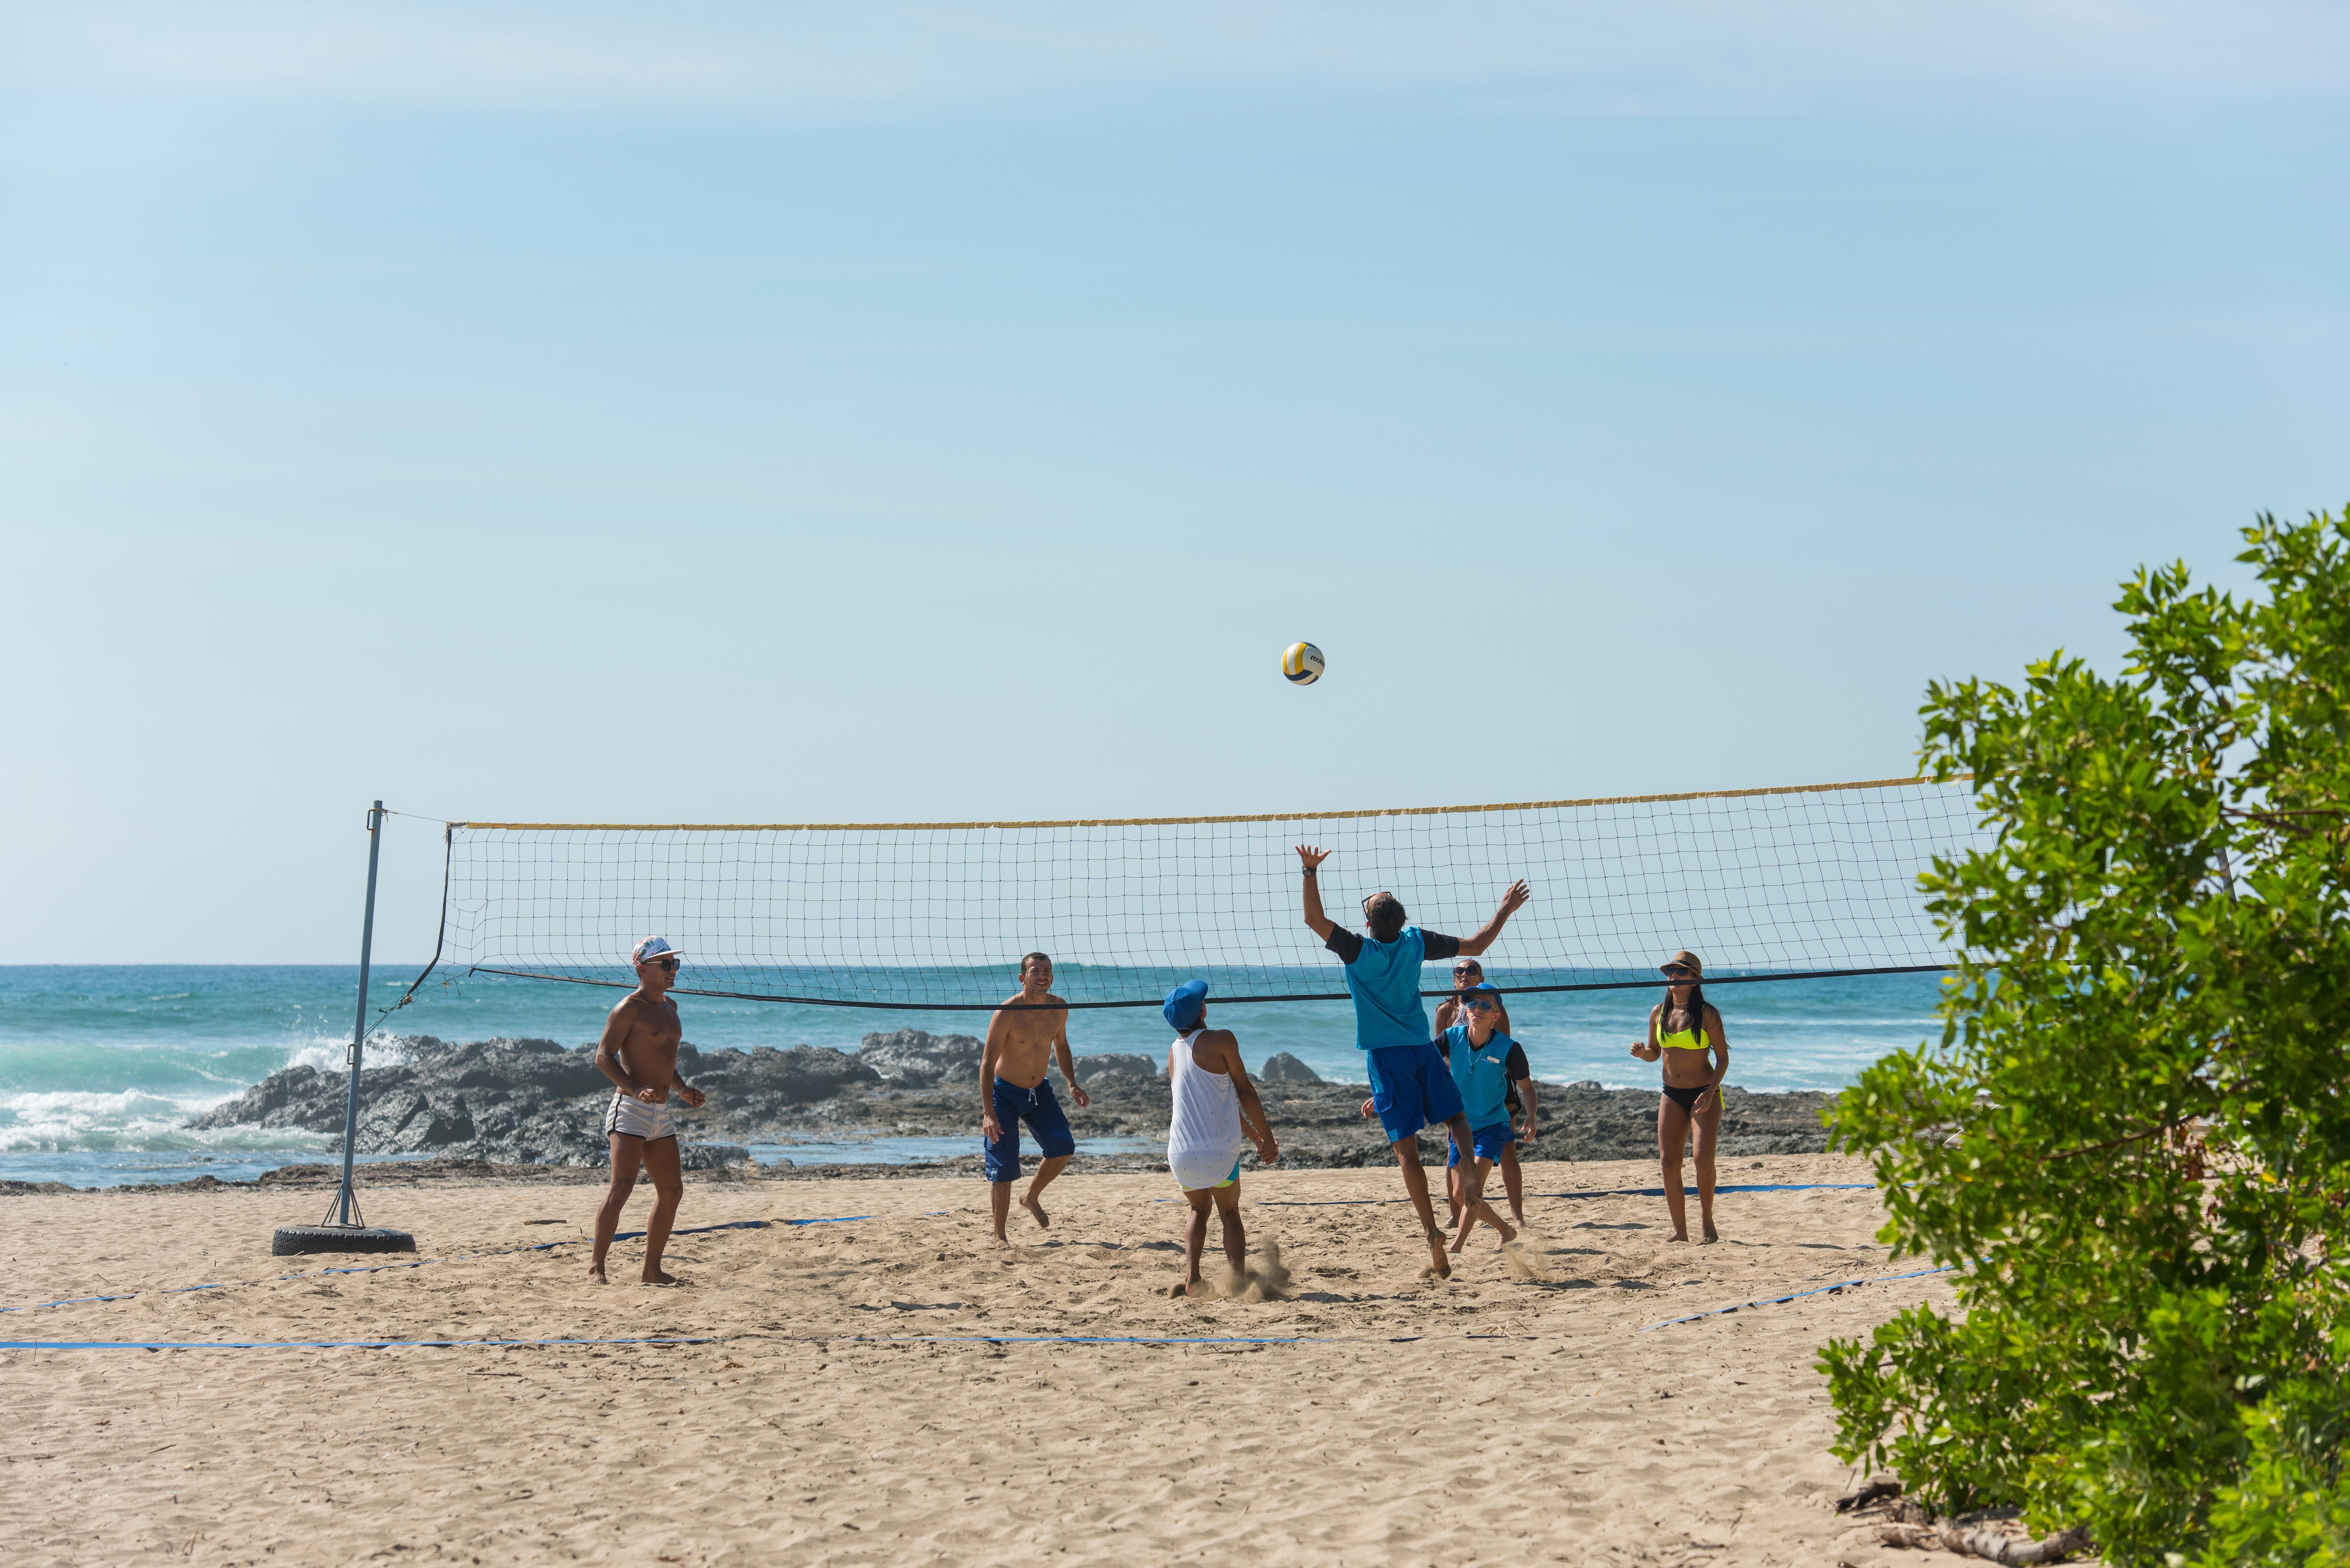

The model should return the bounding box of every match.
[1324,925,1462,1052]
[1444,1023,1517,1131]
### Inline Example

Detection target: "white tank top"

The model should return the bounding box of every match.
[1167,1029,1245,1158]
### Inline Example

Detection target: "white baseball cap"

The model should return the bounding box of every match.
[631,936,686,965]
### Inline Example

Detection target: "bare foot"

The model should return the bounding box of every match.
[1426,1232,1452,1278]
[1492,1217,1518,1246]
[1448,1234,1469,1256]
[1020,1194,1050,1229]
[1668,1232,1689,1243]
[1168,1278,1201,1298]
[588,1264,609,1285]
[641,1268,686,1286]
[1701,1222,1720,1243]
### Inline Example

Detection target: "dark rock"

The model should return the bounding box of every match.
[187,1063,358,1133]
[858,1029,984,1086]
[1073,1052,1161,1082]
[257,1164,339,1186]
[362,1089,483,1150]
[694,1045,878,1109]
[1257,1052,1324,1083]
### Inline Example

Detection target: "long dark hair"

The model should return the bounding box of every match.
[1661,981,1709,1043]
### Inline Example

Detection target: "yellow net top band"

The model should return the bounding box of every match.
[451,773,1962,834]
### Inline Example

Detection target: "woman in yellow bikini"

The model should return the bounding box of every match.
[1628,950,1728,1242]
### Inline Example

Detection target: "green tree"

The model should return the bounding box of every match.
[1820,511,2350,1567]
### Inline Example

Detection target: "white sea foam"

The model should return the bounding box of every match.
[0,1087,332,1153]
[282,1041,345,1073]
[278,1029,421,1074]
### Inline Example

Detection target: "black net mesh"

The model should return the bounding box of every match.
[435,777,1985,1011]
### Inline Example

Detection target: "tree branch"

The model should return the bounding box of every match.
[2038,1119,2189,1162]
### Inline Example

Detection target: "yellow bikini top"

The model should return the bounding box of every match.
[1657,1014,1708,1052]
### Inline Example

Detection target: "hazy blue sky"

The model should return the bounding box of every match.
[4,2,2344,962]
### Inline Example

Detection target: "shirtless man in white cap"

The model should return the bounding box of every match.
[589,937,707,1285]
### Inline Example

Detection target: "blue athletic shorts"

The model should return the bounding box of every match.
[984,1077,1076,1182]
[1366,1042,1466,1144]
[1448,1121,1515,1166]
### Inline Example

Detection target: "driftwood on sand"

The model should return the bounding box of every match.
[1839,1478,2093,1565]
[1878,1522,2094,1564]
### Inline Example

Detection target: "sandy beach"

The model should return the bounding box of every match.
[5,1153,1973,1566]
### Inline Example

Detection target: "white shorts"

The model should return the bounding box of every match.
[1169,1147,1245,1192]
[604,1092,678,1142]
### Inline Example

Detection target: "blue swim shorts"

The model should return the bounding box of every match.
[984,1077,1077,1182]
[1366,1041,1466,1145]
[1447,1121,1515,1167]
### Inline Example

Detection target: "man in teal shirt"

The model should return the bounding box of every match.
[1296,843,1528,1277]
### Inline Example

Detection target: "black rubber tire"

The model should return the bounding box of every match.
[271,1225,417,1256]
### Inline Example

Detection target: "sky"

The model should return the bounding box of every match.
[3,1,2344,963]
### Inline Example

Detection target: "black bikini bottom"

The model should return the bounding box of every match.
[1661,1083,1708,1112]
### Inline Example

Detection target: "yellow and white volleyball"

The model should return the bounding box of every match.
[1281,642,1325,686]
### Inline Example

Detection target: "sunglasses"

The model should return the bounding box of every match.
[1463,997,1500,1013]
[1451,964,1481,976]
[1660,964,1694,978]
[649,957,681,972]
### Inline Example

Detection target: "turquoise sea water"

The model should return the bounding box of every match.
[0,964,1947,1185]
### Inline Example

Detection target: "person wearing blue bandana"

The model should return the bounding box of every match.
[1295,843,1529,1277]
[1160,978,1280,1296]
[1442,983,1522,1254]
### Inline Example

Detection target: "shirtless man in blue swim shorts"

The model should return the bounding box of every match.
[1297,845,1527,1278]
[980,953,1093,1242]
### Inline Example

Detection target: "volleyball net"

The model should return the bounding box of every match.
[421,775,1986,1012]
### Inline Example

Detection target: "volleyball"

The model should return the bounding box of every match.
[1282,642,1325,685]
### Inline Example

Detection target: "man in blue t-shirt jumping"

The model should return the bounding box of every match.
[1296,843,1530,1278]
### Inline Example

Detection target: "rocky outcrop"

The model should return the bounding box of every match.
[857,1029,983,1086]
[187,1035,751,1167]
[1073,1052,1161,1082]
[186,1031,1835,1171]
[1258,1052,1324,1083]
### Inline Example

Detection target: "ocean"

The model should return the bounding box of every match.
[0,964,1949,1187]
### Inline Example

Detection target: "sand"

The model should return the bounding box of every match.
[3,1153,1977,1566]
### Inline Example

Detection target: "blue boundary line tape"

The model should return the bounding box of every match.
[1640,1262,1958,1330]
[1534,1182,1878,1199]
[2,1336,729,1351]
[1205,1181,1882,1207]
[0,1212,917,1318]
[0,1331,1494,1351]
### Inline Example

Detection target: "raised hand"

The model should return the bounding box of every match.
[1295,844,1331,871]
[1497,879,1531,918]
